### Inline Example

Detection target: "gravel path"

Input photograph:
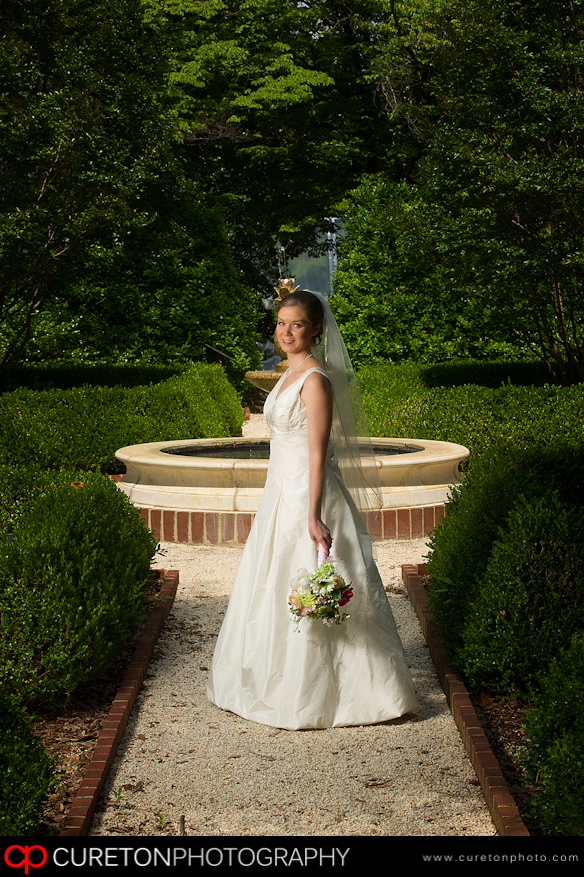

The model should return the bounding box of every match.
[90,417,496,837]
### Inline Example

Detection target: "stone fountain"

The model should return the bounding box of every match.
[116,435,468,545]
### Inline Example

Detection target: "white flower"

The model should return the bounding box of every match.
[290,568,310,590]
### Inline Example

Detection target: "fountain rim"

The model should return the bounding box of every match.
[115,436,470,471]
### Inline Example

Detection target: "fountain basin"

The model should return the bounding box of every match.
[115,437,468,543]
[244,370,280,392]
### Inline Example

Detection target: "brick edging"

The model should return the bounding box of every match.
[109,475,446,543]
[59,569,179,836]
[134,504,446,544]
[401,564,530,837]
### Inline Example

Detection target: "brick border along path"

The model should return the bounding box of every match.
[59,569,179,836]
[401,563,529,838]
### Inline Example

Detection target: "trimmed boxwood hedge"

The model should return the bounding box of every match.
[360,366,584,467]
[519,634,584,836]
[425,444,584,681]
[0,694,58,836]
[425,443,584,836]
[0,472,157,706]
[443,486,584,694]
[0,362,183,393]
[0,362,244,474]
[0,359,243,832]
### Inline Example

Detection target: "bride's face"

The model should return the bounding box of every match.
[276,305,318,356]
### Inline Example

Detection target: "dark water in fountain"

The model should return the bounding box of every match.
[162,442,271,459]
[161,442,422,460]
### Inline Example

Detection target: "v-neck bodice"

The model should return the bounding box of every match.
[263,366,332,465]
[274,365,330,401]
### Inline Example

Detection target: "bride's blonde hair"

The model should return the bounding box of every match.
[275,290,324,345]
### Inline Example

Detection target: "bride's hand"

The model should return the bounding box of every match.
[309,517,332,553]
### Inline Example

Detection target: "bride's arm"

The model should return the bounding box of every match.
[301,372,333,553]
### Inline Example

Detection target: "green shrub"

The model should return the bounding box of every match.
[519,634,584,836]
[162,363,244,438]
[0,362,184,393]
[358,360,584,835]
[419,359,550,389]
[457,492,584,693]
[0,472,157,706]
[360,368,584,465]
[0,464,83,530]
[0,694,58,835]
[426,444,584,693]
[0,362,244,473]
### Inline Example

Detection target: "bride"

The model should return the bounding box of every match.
[206,290,419,729]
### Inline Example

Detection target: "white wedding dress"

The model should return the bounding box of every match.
[206,366,419,729]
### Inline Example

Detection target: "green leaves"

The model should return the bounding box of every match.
[157,0,401,286]
[333,175,525,366]
[410,0,584,383]
[0,694,58,835]
[231,54,334,112]
[0,0,180,373]
[0,363,245,477]
[0,472,157,706]
[331,1,584,384]
[519,634,584,836]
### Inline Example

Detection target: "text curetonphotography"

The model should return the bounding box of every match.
[50,846,352,868]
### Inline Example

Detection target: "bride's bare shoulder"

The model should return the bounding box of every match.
[300,368,332,399]
[305,364,331,382]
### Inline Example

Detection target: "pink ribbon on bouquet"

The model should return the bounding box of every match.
[318,544,333,564]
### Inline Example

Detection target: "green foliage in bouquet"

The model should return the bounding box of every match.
[0,472,157,706]
[288,561,353,629]
[0,694,58,835]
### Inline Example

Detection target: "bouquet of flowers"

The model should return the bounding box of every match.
[288,546,353,629]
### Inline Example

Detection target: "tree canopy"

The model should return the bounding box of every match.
[151,0,408,288]
[0,0,178,372]
[2,0,583,382]
[414,0,584,384]
[331,0,584,383]
[331,176,523,366]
